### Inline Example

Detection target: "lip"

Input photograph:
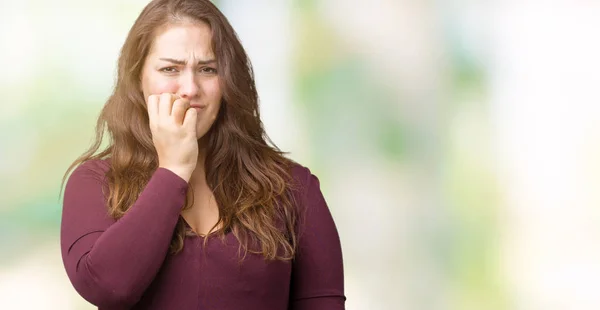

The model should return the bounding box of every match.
[190,105,207,109]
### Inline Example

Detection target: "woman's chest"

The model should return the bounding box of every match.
[133,235,292,310]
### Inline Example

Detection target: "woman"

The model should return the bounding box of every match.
[59,0,345,309]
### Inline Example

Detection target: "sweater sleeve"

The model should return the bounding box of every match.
[289,167,346,310]
[60,160,188,309]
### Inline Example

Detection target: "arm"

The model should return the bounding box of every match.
[289,168,346,310]
[60,160,188,308]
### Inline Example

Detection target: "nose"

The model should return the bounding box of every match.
[177,71,199,99]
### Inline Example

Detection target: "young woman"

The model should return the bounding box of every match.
[60,0,345,309]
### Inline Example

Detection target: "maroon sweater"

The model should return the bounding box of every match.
[60,159,345,309]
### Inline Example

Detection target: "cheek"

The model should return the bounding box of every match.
[204,79,222,102]
[201,79,222,119]
[147,80,178,96]
[142,74,178,99]
[208,89,222,120]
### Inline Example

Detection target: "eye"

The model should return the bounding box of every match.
[199,67,217,74]
[159,67,178,73]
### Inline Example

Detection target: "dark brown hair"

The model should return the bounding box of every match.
[62,0,298,260]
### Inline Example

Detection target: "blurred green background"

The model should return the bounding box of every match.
[1,1,600,309]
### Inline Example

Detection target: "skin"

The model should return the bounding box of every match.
[141,21,222,235]
[141,21,222,143]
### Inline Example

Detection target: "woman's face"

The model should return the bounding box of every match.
[141,22,222,140]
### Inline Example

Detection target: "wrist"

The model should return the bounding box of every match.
[159,165,192,182]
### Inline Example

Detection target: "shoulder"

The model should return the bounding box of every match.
[62,159,114,208]
[289,161,316,186]
[67,158,111,183]
[289,161,311,184]
[287,161,324,204]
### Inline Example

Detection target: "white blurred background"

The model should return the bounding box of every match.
[1,0,599,309]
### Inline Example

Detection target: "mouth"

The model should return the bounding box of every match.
[190,104,207,110]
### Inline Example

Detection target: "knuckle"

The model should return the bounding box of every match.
[176,98,190,107]
[160,92,172,102]
[172,99,184,107]
[148,94,158,104]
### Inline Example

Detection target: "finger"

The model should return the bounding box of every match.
[182,107,198,134]
[147,94,159,125]
[171,98,190,125]
[158,93,176,117]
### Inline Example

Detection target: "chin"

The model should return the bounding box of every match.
[196,127,209,141]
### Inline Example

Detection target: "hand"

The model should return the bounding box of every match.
[147,93,198,182]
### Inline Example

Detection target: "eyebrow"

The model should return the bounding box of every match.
[158,58,217,65]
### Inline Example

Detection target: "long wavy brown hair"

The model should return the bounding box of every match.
[62,0,299,260]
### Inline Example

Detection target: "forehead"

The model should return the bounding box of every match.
[148,22,214,58]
